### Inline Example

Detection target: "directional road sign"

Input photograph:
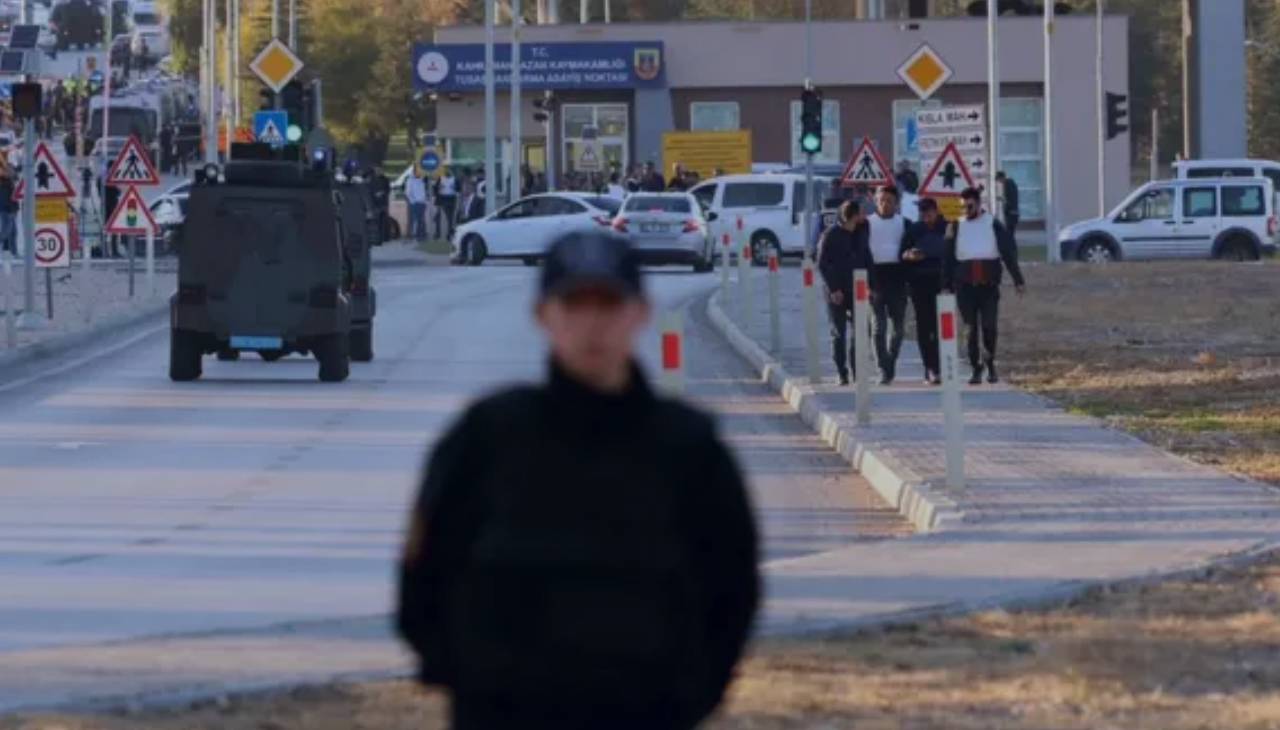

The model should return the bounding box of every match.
[105,186,158,236]
[250,39,304,93]
[33,222,69,268]
[916,104,988,185]
[839,136,893,188]
[106,136,160,186]
[14,142,75,199]
[254,111,288,148]
[916,105,985,130]
[420,148,440,174]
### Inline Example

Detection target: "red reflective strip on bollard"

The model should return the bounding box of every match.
[803,268,814,287]
[722,233,730,246]
[940,311,956,341]
[662,332,681,370]
[855,279,868,302]
[736,216,744,231]
[743,245,751,259]
[768,255,779,272]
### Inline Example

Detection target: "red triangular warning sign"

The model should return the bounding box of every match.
[13,141,76,199]
[918,142,977,197]
[839,136,893,189]
[106,136,161,186]
[105,185,158,235]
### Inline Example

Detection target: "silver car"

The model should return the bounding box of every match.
[611,192,716,272]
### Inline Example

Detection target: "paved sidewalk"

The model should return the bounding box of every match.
[712,265,1280,633]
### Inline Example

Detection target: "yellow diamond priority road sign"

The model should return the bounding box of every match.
[250,39,304,93]
[897,44,953,101]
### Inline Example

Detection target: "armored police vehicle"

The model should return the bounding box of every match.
[169,152,354,382]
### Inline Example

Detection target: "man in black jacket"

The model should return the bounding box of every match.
[902,197,947,385]
[398,231,760,730]
[943,187,1027,385]
[817,200,870,386]
[996,171,1020,245]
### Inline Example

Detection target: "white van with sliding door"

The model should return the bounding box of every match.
[1174,159,1280,208]
[691,174,828,265]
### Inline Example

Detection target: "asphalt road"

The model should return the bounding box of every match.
[0,263,905,711]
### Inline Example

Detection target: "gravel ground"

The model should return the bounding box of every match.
[0,258,173,352]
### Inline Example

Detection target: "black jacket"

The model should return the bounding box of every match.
[901,218,947,283]
[1002,177,1020,217]
[943,216,1026,290]
[398,362,759,724]
[817,223,870,302]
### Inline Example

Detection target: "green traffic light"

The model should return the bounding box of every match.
[801,134,821,153]
[287,124,303,142]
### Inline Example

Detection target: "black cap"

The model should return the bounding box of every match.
[540,230,644,301]
[960,187,983,201]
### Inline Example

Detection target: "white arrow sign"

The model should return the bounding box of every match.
[915,104,986,131]
[919,131,987,154]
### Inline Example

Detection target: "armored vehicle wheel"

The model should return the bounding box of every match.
[216,349,240,361]
[259,350,285,362]
[169,329,203,382]
[314,335,350,383]
[350,326,374,363]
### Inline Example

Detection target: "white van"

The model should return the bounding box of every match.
[1057,177,1278,262]
[1175,159,1280,207]
[691,174,828,264]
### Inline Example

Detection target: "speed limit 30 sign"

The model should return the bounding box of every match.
[34,223,69,268]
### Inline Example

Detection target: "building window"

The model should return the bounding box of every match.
[562,103,629,179]
[690,102,740,131]
[999,98,1044,220]
[893,98,940,177]
[789,99,840,166]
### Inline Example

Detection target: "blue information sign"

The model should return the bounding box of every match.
[413,41,665,92]
[420,149,440,173]
[253,111,289,148]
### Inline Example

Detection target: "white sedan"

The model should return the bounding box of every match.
[452,192,621,266]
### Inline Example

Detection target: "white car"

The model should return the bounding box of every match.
[691,173,828,265]
[452,192,620,266]
[611,192,715,272]
[1058,177,1278,263]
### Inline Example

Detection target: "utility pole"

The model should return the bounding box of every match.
[271,0,280,109]
[484,0,496,215]
[205,0,218,163]
[1150,108,1159,181]
[803,0,814,259]
[225,0,234,158]
[509,0,522,204]
[289,0,296,49]
[232,0,240,125]
[1043,0,1056,262]
[986,0,1001,221]
[1096,0,1105,217]
[580,0,587,23]
[18,0,34,327]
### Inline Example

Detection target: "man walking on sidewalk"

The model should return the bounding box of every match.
[398,230,760,730]
[943,187,1026,385]
[867,185,911,385]
[901,197,947,385]
[817,200,870,386]
[996,171,1020,246]
[405,171,428,241]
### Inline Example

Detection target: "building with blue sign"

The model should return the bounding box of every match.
[425,14,1130,228]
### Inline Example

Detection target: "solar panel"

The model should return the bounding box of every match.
[0,51,24,75]
[8,25,39,50]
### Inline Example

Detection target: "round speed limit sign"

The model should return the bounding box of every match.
[34,225,69,268]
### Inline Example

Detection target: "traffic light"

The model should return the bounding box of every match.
[11,82,41,119]
[800,87,822,155]
[300,82,315,130]
[533,94,555,124]
[1106,92,1129,140]
[281,80,304,129]
[257,86,274,112]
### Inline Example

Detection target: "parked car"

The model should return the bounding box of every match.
[1058,177,1278,263]
[451,192,619,266]
[690,173,828,265]
[150,190,187,255]
[611,192,716,272]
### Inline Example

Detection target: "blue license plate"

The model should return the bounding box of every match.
[230,336,284,350]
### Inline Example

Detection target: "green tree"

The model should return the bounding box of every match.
[163,0,205,75]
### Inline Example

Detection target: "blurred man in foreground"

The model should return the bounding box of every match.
[398,231,760,730]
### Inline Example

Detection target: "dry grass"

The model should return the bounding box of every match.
[11,551,1280,729]
[1002,261,1280,485]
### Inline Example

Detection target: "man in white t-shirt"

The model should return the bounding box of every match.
[866,185,911,385]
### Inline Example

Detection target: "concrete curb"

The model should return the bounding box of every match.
[0,299,170,378]
[706,292,964,533]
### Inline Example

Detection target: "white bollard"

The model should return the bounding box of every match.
[719,232,730,303]
[145,225,155,298]
[659,310,685,395]
[738,240,751,328]
[802,254,821,384]
[767,249,781,354]
[2,249,15,349]
[853,268,872,426]
[937,293,966,489]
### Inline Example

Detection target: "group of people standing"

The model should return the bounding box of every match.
[405,167,489,242]
[818,184,1025,387]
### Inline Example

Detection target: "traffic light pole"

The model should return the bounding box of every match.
[1096,0,1105,217]
[483,0,496,216]
[803,0,814,257]
[18,0,35,328]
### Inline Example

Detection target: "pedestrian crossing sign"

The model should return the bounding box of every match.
[253,111,289,149]
[106,135,160,187]
[918,142,977,197]
[839,137,892,189]
[577,140,602,172]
